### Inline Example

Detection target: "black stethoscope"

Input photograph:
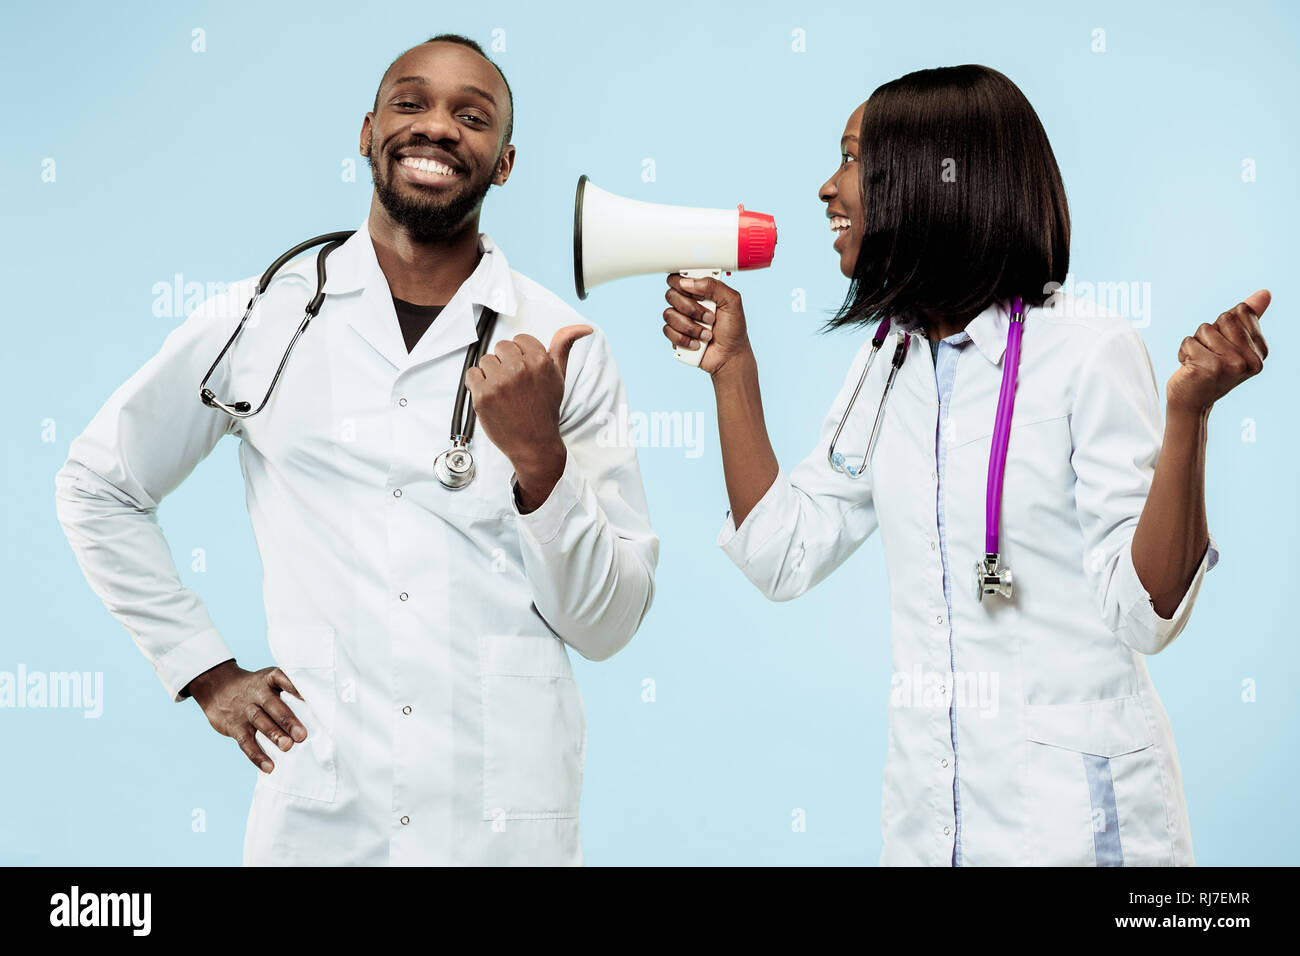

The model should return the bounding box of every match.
[198,231,500,490]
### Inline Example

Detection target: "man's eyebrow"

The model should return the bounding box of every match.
[389,75,430,90]
[386,77,498,110]
[458,84,498,108]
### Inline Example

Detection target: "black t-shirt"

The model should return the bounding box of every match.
[392,296,446,352]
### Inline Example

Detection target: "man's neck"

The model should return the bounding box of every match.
[367,205,483,307]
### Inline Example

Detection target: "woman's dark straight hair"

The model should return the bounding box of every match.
[826,65,1070,333]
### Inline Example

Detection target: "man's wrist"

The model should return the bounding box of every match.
[183,658,238,701]
[512,438,567,514]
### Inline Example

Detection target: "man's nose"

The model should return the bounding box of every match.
[409,109,461,143]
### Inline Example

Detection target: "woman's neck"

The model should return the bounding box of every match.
[921,305,985,342]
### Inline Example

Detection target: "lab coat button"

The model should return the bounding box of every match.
[398,397,408,407]
[393,488,403,498]
[941,758,948,768]
[402,705,412,715]
[400,815,410,826]
[929,539,937,552]
[943,826,951,836]
[936,615,944,625]
[399,592,409,601]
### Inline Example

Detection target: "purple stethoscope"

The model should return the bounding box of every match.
[827,297,1026,603]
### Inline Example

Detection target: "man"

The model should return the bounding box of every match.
[54,34,658,866]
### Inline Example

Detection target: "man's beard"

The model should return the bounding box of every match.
[368,150,494,242]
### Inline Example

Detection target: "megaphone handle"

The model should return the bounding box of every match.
[672,268,720,368]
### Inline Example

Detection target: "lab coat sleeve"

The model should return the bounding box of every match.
[53,283,251,702]
[508,326,658,662]
[715,340,880,601]
[1069,322,1218,655]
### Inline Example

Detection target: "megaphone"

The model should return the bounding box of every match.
[573,175,777,367]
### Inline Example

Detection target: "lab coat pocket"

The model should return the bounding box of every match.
[257,624,339,804]
[479,634,586,821]
[1023,696,1158,866]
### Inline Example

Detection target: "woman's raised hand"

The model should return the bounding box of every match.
[663,274,752,376]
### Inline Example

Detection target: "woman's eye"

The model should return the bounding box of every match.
[841,152,856,165]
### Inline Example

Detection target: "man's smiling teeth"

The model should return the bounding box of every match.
[400,156,458,176]
[829,216,851,232]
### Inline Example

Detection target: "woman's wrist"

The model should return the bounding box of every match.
[1164,401,1211,453]
[710,346,758,392]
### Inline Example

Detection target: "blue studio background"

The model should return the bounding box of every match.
[2,0,1296,865]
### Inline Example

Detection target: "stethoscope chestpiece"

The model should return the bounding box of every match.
[973,552,1013,603]
[434,441,476,489]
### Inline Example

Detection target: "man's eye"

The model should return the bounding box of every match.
[460,114,488,126]
[396,101,421,110]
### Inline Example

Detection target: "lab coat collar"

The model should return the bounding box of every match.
[307,220,521,371]
[901,299,1013,367]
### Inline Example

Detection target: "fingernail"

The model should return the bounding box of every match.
[700,329,713,342]
[691,339,700,349]
[291,726,306,742]
[260,761,274,773]
[680,277,696,291]
[278,737,291,751]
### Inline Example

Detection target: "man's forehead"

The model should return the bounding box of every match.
[382,44,506,98]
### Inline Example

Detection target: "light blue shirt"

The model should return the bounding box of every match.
[930,330,973,866]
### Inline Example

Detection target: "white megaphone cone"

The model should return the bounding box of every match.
[573,175,777,367]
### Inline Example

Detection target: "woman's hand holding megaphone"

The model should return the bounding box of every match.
[663,274,752,376]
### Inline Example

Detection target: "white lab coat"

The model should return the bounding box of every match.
[718,293,1214,866]
[54,222,658,866]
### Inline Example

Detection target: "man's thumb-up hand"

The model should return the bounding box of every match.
[465,325,594,472]
[548,325,594,379]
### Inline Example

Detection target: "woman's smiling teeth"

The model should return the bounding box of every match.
[400,156,459,177]
[829,216,851,233]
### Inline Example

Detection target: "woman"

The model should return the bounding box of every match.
[661,65,1269,866]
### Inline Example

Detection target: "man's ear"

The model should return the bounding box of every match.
[492,144,517,186]
[360,115,374,158]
